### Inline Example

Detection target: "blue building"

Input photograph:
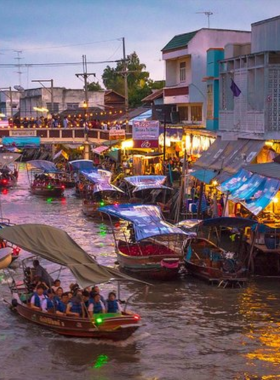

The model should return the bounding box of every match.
[205,48,224,131]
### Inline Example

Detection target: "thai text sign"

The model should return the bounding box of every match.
[109,129,126,140]
[132,120,159,148]
[10,130,37,137]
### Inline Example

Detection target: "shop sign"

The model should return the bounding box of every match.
[132,120,159,148]
[109,129,126,140]
[10,130,37,137]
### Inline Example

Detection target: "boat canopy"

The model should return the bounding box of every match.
[26,160,59,173]
[69,159,94,171]
[0,153,21,167]
[0,224,143,286]
[124,175,172,193]
[99,204,188,241]
[176,219,203,229]
[81,169,123,193]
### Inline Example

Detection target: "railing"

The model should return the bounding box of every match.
[0,128,131,144]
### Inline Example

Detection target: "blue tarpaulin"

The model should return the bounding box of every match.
[69,160,94,171]
[99,204,187,241]
[219,169,280,215]
[191,169,217,184]
[26,160,58,173]
[2,136,40,148]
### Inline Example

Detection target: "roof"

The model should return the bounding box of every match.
[26,160,58,173]
[246,162,280,181]
[99,204,188,241]
[141,89,163,103]
[0,224,141,286]
[162,30,198,52]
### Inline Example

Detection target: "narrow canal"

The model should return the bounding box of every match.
[0,164,280,380]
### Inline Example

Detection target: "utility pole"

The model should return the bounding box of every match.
[14,50,23,86]
[32,79,54,114]
[75,55,96,126]
[122,38,129,134]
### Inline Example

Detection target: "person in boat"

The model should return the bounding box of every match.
[66,291,83,317]
[30,284,47,311]
[52,279,61,293]
[55,292,69,316]
[82,290,90,309]
[53,287,63,306]
[91,285,106,305]
[106,292,122,314]
[41,289,55,313]
[88,293,106,317]
[32,259,54,287]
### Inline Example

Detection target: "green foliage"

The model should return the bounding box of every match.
[87,81,103,91]
[102,52,164,107]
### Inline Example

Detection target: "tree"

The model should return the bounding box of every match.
[102,52,156,107]
[87,81,103,91]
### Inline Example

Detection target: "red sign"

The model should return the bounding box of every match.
[133,140,159,148]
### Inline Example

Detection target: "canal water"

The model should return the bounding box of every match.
[0,165,280,380]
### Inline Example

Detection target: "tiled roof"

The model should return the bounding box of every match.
[141,89,163,102]
[162,30,198,52]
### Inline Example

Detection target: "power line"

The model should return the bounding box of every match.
[0,60,120,68]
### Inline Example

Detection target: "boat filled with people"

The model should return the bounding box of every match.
[99,204,191,280]
[0,152,21,188]
[0,224,142,340]
[26,160,65,197]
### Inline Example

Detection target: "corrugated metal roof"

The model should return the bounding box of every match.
[162,31,198,52]
[246,162,280,180]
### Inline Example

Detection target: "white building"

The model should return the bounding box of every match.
[20,87,105,118]
[0,90,21,118]
[162,28,251,126]
[219,15,280,140]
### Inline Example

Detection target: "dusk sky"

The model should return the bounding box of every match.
[1,0,280,91]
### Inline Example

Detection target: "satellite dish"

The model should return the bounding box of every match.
[14,85,25,93]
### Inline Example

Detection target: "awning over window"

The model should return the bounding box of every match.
[192,138,265,184]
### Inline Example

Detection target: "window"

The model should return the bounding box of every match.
[67,103,79,110]
[46,102,59,113]
[180,62,186,82]
[191,106,202,122]
[178,106,188,121]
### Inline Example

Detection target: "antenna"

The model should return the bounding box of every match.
[14,50,23,86]
[196,11,213,28]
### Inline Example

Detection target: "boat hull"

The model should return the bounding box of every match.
[12,302,140,340]
[30,186,64,197]
[117,241,181,280]
[0,247,13,269]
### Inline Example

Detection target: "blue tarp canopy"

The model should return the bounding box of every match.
[219,169,280,215]
[124,175,171,193]
[69,159,94,171]
[99,204,188,241]
[26,160,59,173]
[2,136,40,148]
[191,168,217,184]
[81,169,123,193]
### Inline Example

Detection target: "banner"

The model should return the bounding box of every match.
[132,120,159,148]
[2,136,41,148]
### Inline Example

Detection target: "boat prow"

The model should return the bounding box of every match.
[0,247,13,269]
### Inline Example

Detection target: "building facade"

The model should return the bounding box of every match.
[162,28,251,128]
[219,15,280,140]
[20,87,105,118]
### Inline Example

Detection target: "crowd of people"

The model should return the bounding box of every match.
[26,260,122,317]
[10,115,123,130]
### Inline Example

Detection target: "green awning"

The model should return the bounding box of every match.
[191,168,217,184]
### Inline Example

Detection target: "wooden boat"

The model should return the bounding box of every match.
[0,247,13,269]
[180,217,257,286]
[0,152,21,188]
[0,224,142,340]
[27,160,65,197]
[99,204,189,280]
